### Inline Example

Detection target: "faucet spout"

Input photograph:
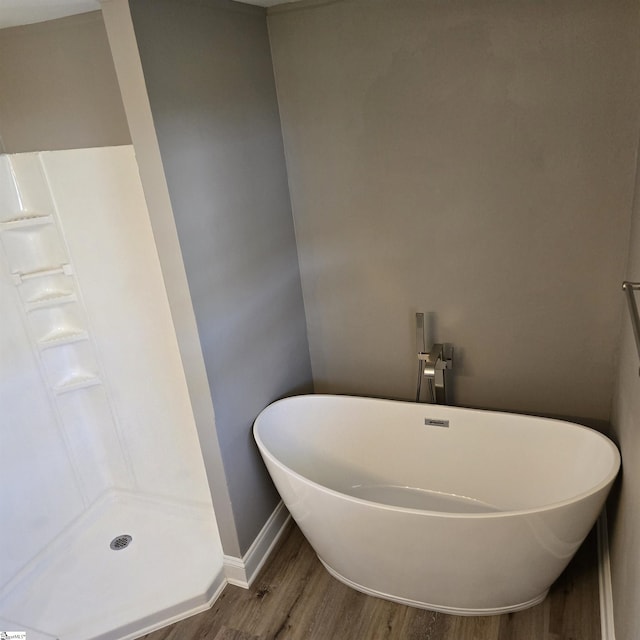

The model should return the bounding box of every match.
[417,341,453,404]
[420,343,445,377]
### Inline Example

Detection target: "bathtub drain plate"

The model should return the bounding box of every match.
[110,534,132,550]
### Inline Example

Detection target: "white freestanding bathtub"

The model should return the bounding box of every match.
[253,394,620,615]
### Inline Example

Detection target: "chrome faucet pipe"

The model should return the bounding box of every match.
[415,313,453,404]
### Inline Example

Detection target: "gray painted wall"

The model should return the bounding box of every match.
[268,0,640,424]
[129,0,313,554]
[610,166,640,640]
[0,12,130,153]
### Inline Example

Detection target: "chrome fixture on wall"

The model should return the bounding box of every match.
[415,312,453,404]
[622,281,640,376]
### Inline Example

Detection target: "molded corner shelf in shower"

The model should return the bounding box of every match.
[0,148,135,520]
[24,290,78,312]
[0,212,54,231]
[53,373,102,395]
[37,328,89,350]
[2,217,68,276]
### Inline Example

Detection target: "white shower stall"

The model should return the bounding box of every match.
[0,146,224,639]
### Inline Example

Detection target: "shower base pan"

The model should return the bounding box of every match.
[0,492,223,640]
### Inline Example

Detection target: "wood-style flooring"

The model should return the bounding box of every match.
[143,523,600,640]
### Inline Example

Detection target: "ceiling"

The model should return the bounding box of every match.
[0,0,100,28]
[0,0,300,29]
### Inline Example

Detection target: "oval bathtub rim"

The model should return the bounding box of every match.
[253,394,621,521]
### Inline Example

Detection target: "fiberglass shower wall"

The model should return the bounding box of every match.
[0,147,224,640]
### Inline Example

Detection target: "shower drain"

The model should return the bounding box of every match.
[110,534,133,550]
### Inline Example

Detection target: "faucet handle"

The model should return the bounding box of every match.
[418,343,453,374]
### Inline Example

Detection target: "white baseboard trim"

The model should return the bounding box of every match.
[598,509,616,640]
[224,501,291,588]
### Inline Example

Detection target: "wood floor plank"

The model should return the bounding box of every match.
[212,628,261,640]
[440,612,501,640]
[143,523,600,640]
[548,527,601,640]
[497,607,545,640]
